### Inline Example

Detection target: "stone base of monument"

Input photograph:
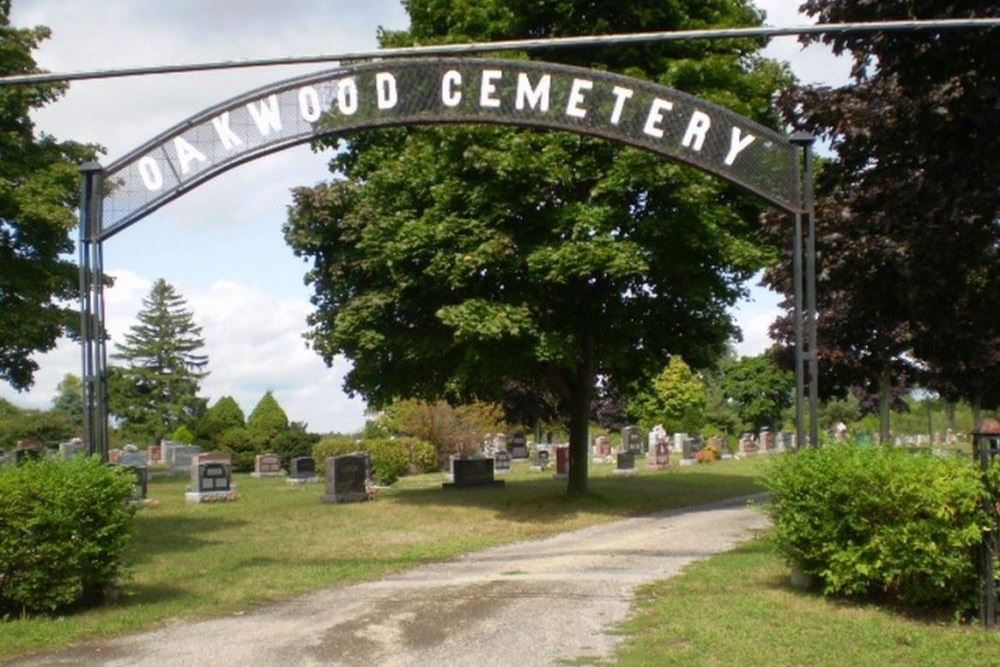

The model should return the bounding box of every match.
[185,490,239,503]
[721,453,734,460]
[285,476,320,485]
[321,491,368,504]
[679,459,696,467]
[443,479,505,489]
[612,468,637,476]
[251,471,287,478]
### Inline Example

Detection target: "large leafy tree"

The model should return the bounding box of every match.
[631,356,707,433]
[198,395,245,444]
[719,352,794,433]
[285,0,790,494]
[50,372,83,433]
[109,279,208,443]
[0,4,94,390]
[763,1,1000,429]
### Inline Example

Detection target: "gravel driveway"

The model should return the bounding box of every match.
[4,494,769,667]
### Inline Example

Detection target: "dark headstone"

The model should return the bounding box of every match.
[621,426,644,454]
[321,454,369,503]
[130,466,149,500]
[616,451,635,470]
[509,432,529,459]
[290,456,317,479]
[444,458,504,489]
[193,462,232,493]
[494,450,511,473]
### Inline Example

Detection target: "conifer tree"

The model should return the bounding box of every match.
[109,279,208,443]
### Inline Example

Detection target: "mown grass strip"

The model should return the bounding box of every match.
[615,536,1000,667]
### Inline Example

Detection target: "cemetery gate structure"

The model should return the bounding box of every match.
[76,57,819,457]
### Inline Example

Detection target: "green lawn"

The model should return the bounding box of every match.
[0,457,767,659]
[615,536,1000,667]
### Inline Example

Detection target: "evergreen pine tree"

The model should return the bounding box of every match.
[109,279,209,443]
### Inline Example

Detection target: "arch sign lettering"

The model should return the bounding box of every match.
[78,57,811,455]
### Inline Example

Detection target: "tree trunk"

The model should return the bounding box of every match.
[878,368,891,446]
[567,378,591,496]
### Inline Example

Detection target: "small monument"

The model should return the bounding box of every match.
[251,453,285,478]
[444,457,504,489]
[494,450,511,475]
[554,445,570,480]
[592,435,612,461]
[509,432,529,459]
[621,426,645,454]
[531,448,550,471]
[14,438,43,464]
[185,453,236,503]
[287,456,320,484]
[321,454,370,503]
[58,439,86,460]
[647,441,669,470]
[613,451,637,476]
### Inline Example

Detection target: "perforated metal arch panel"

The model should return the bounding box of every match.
[99,58,801,238]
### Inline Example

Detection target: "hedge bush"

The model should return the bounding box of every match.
[765,444,988,615]
[0,456,135,615]
[313,437,436,485]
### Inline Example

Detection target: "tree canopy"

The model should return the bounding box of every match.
[0,5,94,390]
[719,352,793,433]
[285,0,791,494]
[631,357,706,433]
[762,1,1000,429]
[108,279,209,443]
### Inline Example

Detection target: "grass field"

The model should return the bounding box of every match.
[614,536,1000,667]
[0,457,767,659]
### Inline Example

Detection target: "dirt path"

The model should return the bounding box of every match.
[6,494,769,667]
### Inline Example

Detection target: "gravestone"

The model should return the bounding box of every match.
[554,445,569,479]
[321,454,370,503]
[531,448,550,471]
[779,431,795,452]
[593,435,611,460]
[759,429,775,453]
[170,445,202,471]
[58,440,86,460]
[126,466,149,502]
[649,424,668,450]
[443,457,504,489]
[147,442,163,464]
[647,441,669,470]
[185,458,236,503]
[679,437,697,467]
[287,456,320,484]
[613,451,637,476]
[672,432,687,454]
[623,426,645,454]
[121,449,148,468]
[108,448,123,465]
[739,433,757,456]
[509,432,529,459]
[251,453,285,478]
[494,450,511,475]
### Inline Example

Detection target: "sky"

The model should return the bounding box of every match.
[2,1,851,434]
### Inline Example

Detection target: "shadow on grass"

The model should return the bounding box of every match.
[126,514,250,565]
[385,471,764,524]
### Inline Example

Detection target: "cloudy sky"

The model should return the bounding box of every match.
[2,1,851,433]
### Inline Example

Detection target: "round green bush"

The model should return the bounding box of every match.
[313,437,436,485]
[0,456,135,615]
[765,444,987,615]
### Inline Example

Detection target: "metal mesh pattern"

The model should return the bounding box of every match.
[99,58,801,239]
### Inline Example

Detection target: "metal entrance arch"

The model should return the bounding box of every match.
[78,57,817,456]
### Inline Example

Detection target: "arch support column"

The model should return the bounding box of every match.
[79,161,109,460]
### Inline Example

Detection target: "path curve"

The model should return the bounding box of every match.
[5,494,769,667]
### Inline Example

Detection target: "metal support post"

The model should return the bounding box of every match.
[792,210,806,450]
[792,132,818,446]
[78,161,109,460]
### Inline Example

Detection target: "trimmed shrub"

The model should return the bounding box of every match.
[313,437,436,485]
[0,457,135,615]
[765,444,986,615]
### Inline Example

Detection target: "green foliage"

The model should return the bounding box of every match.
[284,0,792,495]
[0,8,96,390]
[50,374,83,433]
[0,457,134,615]
[271,422,319,463]
[109,279,209,443]
[217,427,256,471]
[198,396,244,444]
[170,425,195,444]
[720,353,793,432]
[388,399,505,464]
[631,357,706,432]
[0,408,73,449]
[765,445,987,614]
[246,392,289,450]
[313,436,437,485]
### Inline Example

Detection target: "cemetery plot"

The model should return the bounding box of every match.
[321,454,370,504]
[444,457,504,489]
[287,456,320,484]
